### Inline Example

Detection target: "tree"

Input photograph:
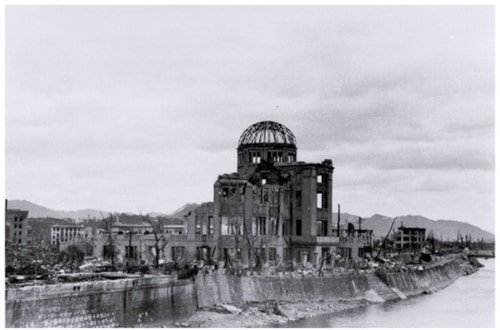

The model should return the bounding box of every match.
[103,214,118,269]
[104,233,117,269]
[59,245,85,272]
[427,231,435,252]
[317,250,332,277]
[281,222,294,271]
[143,215,168,269]
[242,219,263,272]
[465,233,472,248]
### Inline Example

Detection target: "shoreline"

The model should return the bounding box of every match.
[5,254,479,327]
[164,255,479,328]
[159,299,373,328]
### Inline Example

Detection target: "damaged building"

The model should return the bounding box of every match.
[92,121,346,267]
[186,121,339,267]
[93,217,188,265]
[394,225,426,252]
[333,221,374,261]
[5,208,30,248]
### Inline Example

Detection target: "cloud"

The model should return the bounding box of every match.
[5,6,494,232]
[314,136,493,172]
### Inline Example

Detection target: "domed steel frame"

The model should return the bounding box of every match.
[238,121,296,147]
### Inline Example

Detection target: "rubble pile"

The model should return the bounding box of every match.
[168,299,371,328]
[459,259,480,275]
[192,250,479,281]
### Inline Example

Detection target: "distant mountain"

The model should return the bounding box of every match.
[8,200,493,242]
[6,199,195,222]
[333,213,494,242]
[7,200,110,221]
[147,211,169,218]
[169,203,200,219]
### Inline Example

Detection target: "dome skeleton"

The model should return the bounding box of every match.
[238,121,296,146]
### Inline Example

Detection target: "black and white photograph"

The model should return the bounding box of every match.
[3,3,496,328]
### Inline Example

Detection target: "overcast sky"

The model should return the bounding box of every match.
[5,5,495,232]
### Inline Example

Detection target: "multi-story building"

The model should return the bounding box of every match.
[51,224,87,245]
[94,217,189,265]
[6,208,30,247]
[93,121,339,268]
[188,121,339,267]
[163,218,185,235]
[334,227,374,261]
[332,220,374,261]
[394,226,426,252]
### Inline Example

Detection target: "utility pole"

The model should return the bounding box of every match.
[4,199,7,249]
[127,230,133,272]
[337,204,341,237]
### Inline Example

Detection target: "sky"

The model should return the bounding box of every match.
[5,5,495,232]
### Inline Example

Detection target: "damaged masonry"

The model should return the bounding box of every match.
[90,120,372,271]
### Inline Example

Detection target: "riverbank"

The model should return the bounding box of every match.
[4,253,480,328]
[154,299,372,328]
[166,254,479,328]
[282,257,495,328]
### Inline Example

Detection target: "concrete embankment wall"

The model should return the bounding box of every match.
[6,276,195,328]
[376,257,463,298]
[195,256,467,307]
[6,256,467,327]
[195,274,372,308]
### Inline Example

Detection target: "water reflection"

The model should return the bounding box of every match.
[280,258,495,328]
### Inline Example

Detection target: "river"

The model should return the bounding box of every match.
[280,258,495,328]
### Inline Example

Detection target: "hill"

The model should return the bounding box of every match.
[8,200,493,242]
[6,200,193,222]
[333,213,494,242]
[7,200,110,221]
[169,203,200,219]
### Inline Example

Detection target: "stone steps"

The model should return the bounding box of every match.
[365,273,401,301]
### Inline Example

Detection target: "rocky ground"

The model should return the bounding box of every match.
[163,299,371,328]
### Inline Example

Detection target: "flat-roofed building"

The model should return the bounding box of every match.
[51,224,87,245]
[6,208,30,247]
[394,226,426,251]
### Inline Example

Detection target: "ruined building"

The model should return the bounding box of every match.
[50,224,92,253]
[51,224,88,245]
[92,121,340,267]
[394,225,426,252]
[334,222,374,261]
[187,121,339,266]
[5,209,30,248]
[5,199,30,248]
[93,217,187,265]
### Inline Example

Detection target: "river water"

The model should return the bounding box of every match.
[281,258,495,328]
